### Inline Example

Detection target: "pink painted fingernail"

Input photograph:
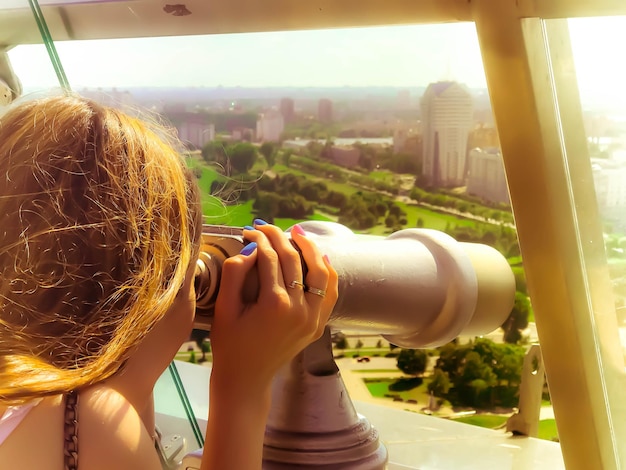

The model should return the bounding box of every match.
[323,254,331,265]
[291,224,306,237]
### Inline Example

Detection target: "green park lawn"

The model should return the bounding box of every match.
[537,419,559,441]
[335,348,390,358]
[451,414,508,429]
[363,377,432,404]
[368,170,398,183]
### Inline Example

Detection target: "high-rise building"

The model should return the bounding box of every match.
[280,97,295,123]
[165,111,215,149]
[420,81,473,187]
[467,147,510,204]
[318,99,333,123]
[256,110,285,142]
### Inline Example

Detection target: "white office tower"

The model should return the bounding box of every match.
[467,148,510,204]
[421,81,473,187]
[256,110,285,142]
[177,119,215,149]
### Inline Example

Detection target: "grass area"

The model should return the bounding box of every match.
[273,212,334,231]
[449,414,558,442]
[175,351,213,362]
[335,348,391,358]
[451,414,509,429]
[353,369,400,374]
[368,170,395,182]
[538,419,559,441]
[203,199,256,226]
[364,377,431,403]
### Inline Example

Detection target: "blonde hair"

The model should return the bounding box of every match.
[0,95,201,404]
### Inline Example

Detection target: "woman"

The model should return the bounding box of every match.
[0,95,338,469]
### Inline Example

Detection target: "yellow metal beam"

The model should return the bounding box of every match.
[473,1,620,468]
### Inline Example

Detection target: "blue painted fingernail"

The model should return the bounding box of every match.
[240,242,257,256]
[243,225,255,231]
[253,218,268,226]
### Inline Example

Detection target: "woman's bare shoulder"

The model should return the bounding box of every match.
[78,386,162,470]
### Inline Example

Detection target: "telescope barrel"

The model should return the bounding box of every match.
[194,221,515,348]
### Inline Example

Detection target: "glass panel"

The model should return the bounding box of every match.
[154,361,208,451]
[569,19,626,317]
[566,15,626,465]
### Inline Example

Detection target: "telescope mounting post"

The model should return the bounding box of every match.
[262,327,388,469]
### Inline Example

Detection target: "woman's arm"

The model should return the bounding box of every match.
[202,376,271,470]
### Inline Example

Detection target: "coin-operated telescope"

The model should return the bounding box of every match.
[183,221,515,470]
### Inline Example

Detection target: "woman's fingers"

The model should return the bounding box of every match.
[237,222,337,341]
[253,223,305,293]
[242,227,286,297]
[289,226,330,306]
[215,248,258,321]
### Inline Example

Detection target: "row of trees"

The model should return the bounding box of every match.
[410,186,514,225]
[287,151,401,195]
[338,191,407,230]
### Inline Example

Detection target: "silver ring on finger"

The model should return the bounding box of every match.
[288,280,305,289]
[305,285,326,298]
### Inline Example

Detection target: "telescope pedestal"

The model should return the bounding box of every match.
[263,328,388,469]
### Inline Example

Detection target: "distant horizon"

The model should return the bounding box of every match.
[8,17,626,111]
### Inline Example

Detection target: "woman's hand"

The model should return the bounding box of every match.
[203,221,337,470]
[210,221,338,395]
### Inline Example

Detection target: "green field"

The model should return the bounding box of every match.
[537,419,559,441]
[451,414,508,429]
[364,377,431,404]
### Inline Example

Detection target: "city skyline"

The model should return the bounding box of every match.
[6,17,626,110]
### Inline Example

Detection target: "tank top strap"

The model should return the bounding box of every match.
[0,398,42,447]
[64,390,79,470]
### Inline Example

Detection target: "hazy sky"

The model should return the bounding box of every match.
[7,17,626,107]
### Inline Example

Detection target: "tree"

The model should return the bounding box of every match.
[396,349,428,376]
[427,368,451,397]
[326,190,347,210]
[460,351,498,406]
[335,336,349,350]
[501,291,532,344]
[201,141,229,171]
[228,142,258,174]
[190,329,210,363]
[259,142,276,168]
[385,214,398,228]
[355,339,364,349]
[201,341,211,362]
